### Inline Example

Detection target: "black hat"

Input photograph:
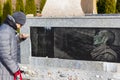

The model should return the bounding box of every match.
[12,11,26,26]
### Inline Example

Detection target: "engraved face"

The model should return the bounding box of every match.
[94,30,108,45]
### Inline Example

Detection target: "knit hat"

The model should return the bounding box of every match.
[12,11,26,26]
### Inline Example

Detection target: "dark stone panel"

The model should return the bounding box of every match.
[54,27,95,60]
[30,27,54,57]
[30,27,120,62]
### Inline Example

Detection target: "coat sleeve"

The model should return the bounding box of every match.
[0,31,19,74]
[16,33,26,43]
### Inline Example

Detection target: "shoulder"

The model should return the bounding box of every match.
[0,24,15,34]
[0,24,15,39]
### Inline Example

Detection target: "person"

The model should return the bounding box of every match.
[90,30,117,62]
[0,12,28,80]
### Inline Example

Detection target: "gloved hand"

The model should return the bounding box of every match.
[14,69,22,80]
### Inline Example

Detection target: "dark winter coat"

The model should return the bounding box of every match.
[0,15,20,80]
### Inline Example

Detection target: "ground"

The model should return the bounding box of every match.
[19,64,120,80]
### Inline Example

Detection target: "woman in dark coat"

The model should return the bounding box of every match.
[0,12,27,80]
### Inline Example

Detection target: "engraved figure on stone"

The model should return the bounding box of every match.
[90,30,117,62]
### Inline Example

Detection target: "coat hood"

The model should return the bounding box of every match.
[4,15,17,30]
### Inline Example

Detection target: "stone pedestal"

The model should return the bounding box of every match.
[81,0,97,14]
[41,0,84,17]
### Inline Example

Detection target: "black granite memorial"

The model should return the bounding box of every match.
[30,27,120,62]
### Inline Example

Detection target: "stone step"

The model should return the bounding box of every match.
[20,58,120,80]
[29,57,118,72]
